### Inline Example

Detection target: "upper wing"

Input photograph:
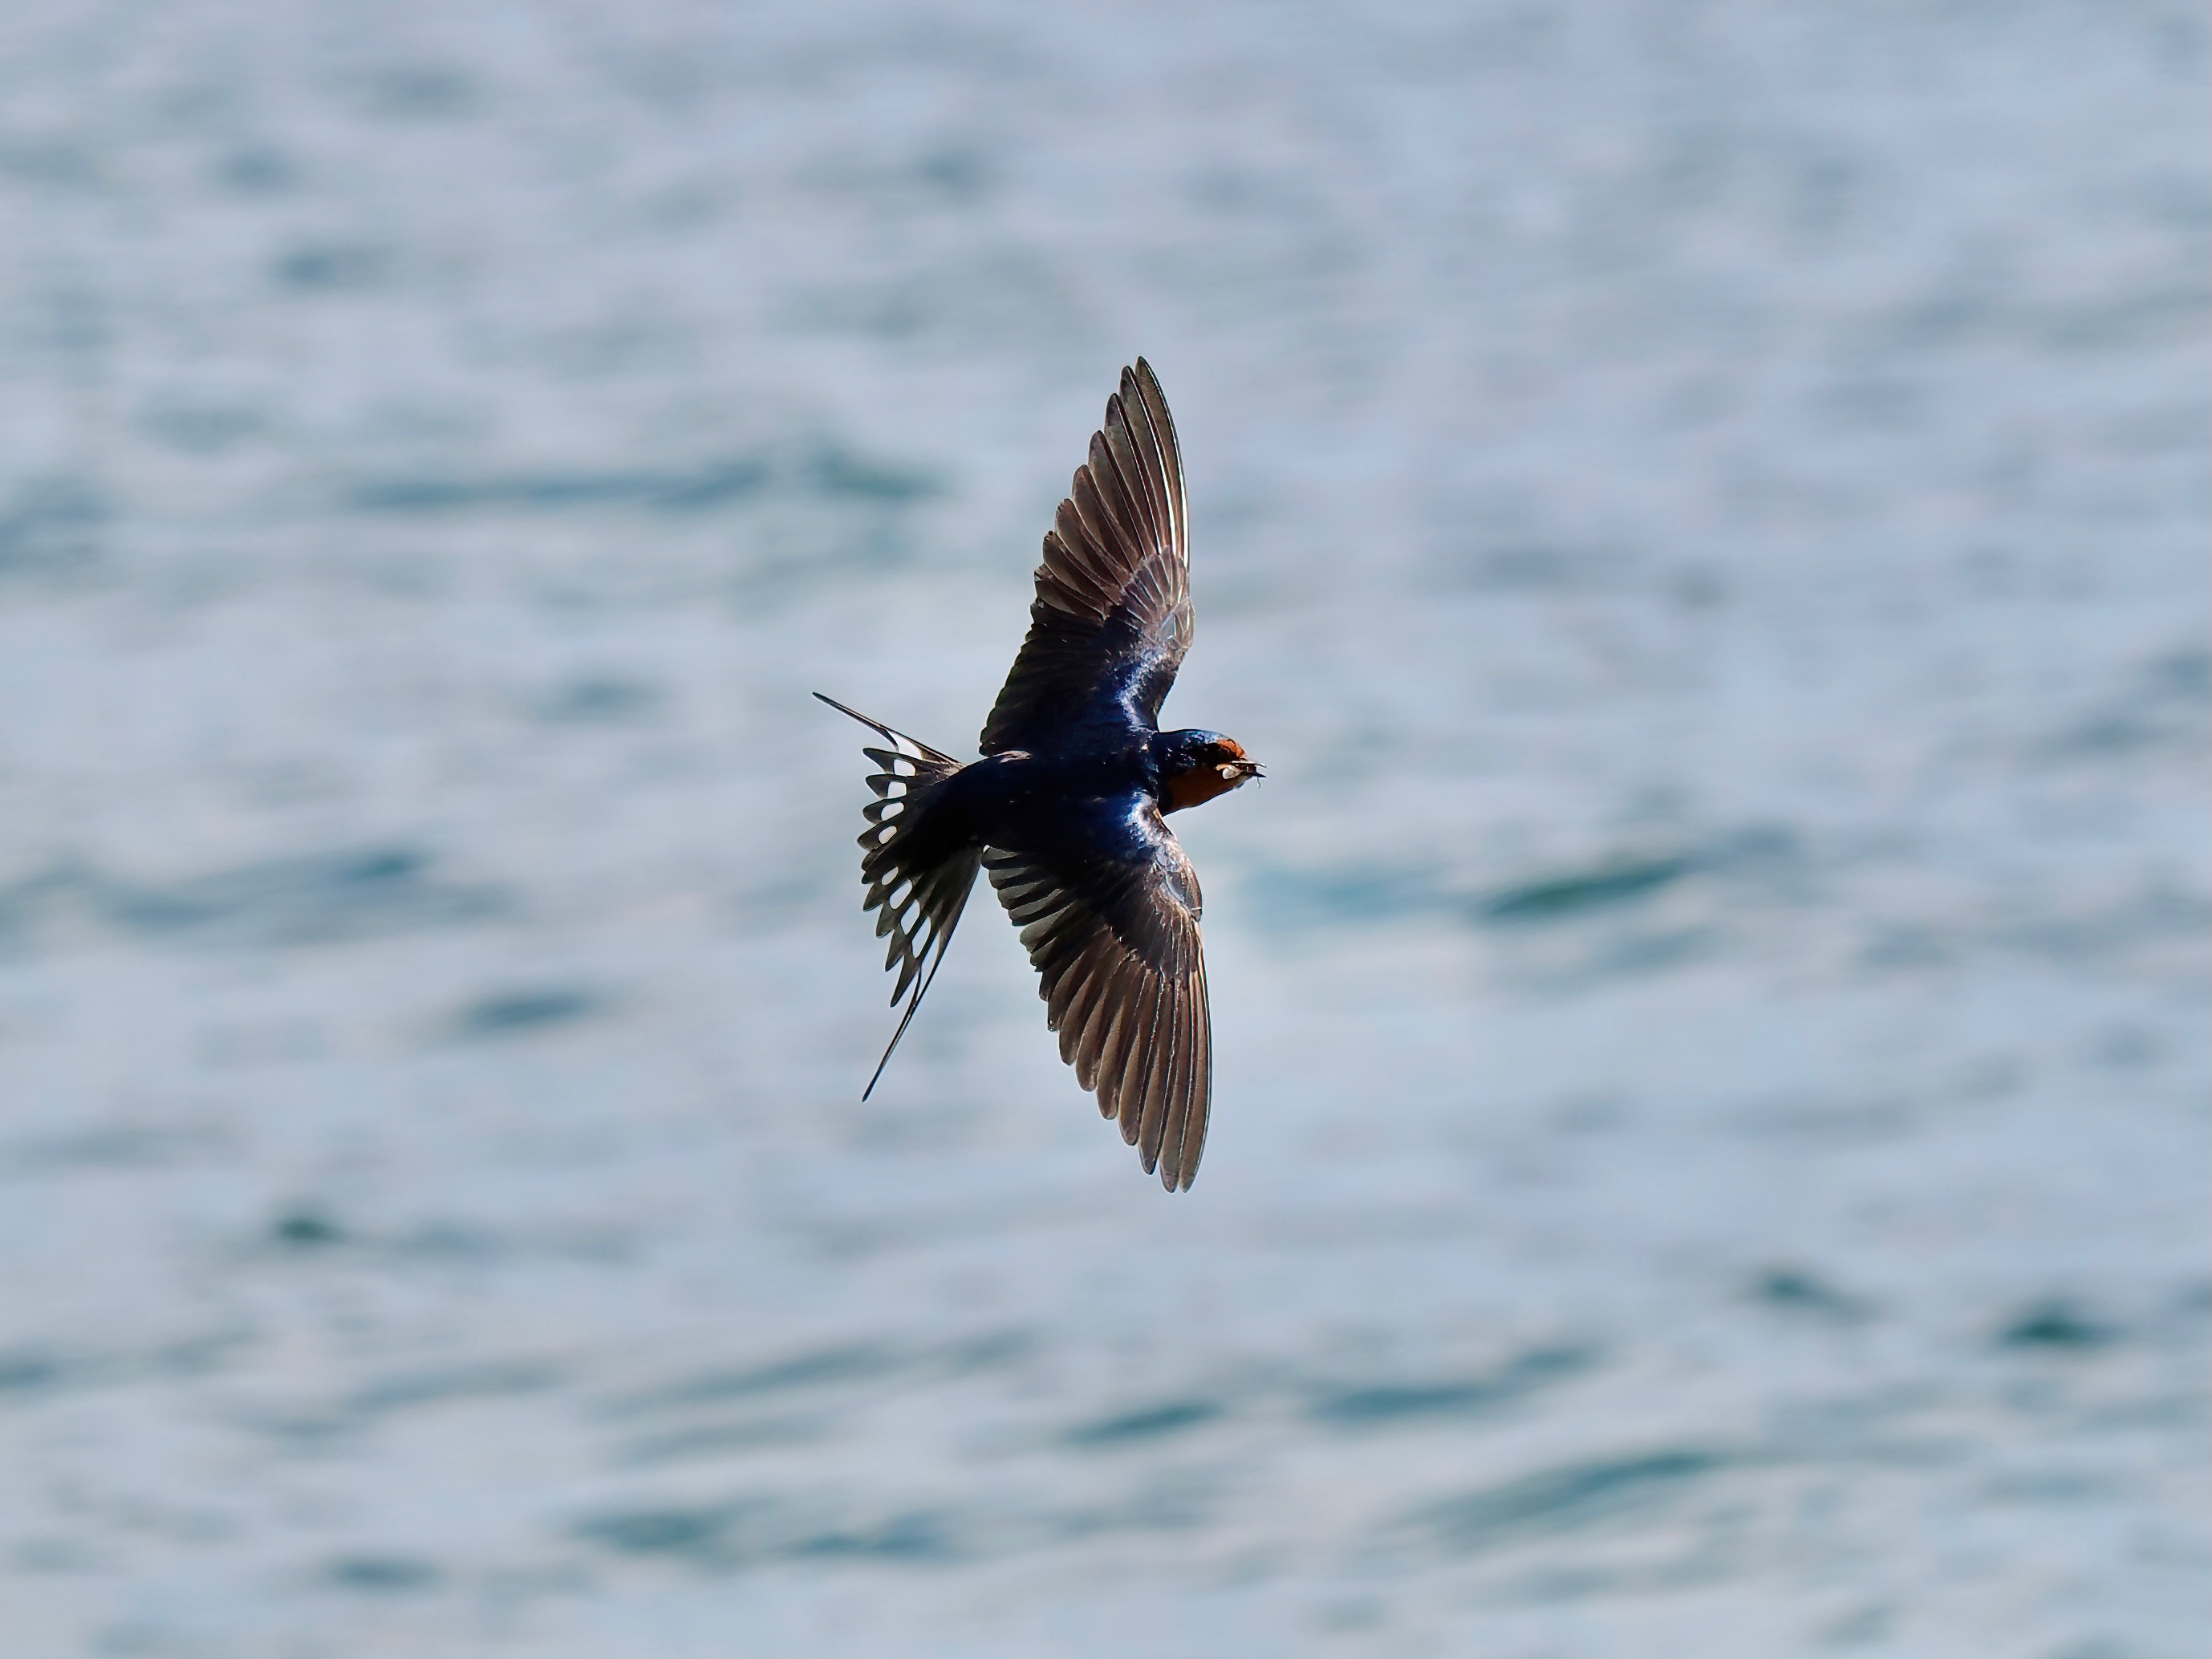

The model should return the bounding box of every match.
[982,801,1212,1191]
[980,359,1192,755]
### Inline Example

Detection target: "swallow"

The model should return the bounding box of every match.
[817,359,1260,1191]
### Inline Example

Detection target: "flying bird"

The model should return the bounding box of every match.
[817,359,1260,1191]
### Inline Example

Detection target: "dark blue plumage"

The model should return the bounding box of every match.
[817,360,1260,1191]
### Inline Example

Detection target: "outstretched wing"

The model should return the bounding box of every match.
[982,802,1212,1191]
[814,693,984,1100]
[981,359,1192,755]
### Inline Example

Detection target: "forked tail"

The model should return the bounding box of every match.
[814,693,982,1098]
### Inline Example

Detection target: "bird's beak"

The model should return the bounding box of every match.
[1218,757,1264,783]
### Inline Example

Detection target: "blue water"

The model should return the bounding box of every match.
[2,2,2206,1654]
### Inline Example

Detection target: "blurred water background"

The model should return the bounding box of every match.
[2,2,2207,1654]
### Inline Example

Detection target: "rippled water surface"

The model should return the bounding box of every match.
[2,3,2207,1654]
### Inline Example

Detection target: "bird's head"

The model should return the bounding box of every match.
[1156,729,1264,814]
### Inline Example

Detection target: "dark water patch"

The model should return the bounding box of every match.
[1749,1267,1871,1322]
[0,870,49,952]
[1670,565,1727,608]
[2045,643,2212,758]
[729,525,925,609]
[1552,1093,1631,1134]
[242,1410,355,1448]
[913,145,996,203]
[1065,1398,1224,1447]
[89,846,508,948]
[26,283,103,356]
[140,403,262,455]
[2076,1393,2204,1438]
[788,1511,960,1563]
[1313,1596,1389,1633]
[2041,279,2212,351]
[1407,1447,1736,1552]
[2000,1301,2114,1353]
[806,446,936,502]
[1725,1097,1909,1145]
[452,987,603,1040]
[1995,884,2212,963]
[351,460,761,515]
[1982,1468,2116,1505]
[733,871,839,933]
[655,458,785,511]
[326,1555,440,1592]
[792,252,1083,348]
[391,1220,507,1262]
[575,1498,979,1572]
[1479,855,1694,923]
[0,135,101,189]
[604,1333,1023,1440]
[154,1330,250,1380]
[579,1504,733,1560]
[620,1418,826,1465]
[607,1345,896,1418]
[1816,1604,1895,1645]
[0,1330,246,1402]
[2051,708,2169,756]
[810,145,1002,215]
[1450,542,1629,592]
[1817,375,1928,432]
[216,145,293,191]
[538,677,663,724]
[1861,923,1950,969]
[943,1328,1034,1373]
[1240,860,1447,931]
[272,243,388,291]
[573,1499,960,1572]
[1310,1345,1594,1427]
[2045,694,2205,757]
[4,1120,229,1174]
[1760,1389,1966,1466]
[270,1209,344,1249]
[349,1360,562,1416]
[0,1349,74,1397]
[1477,828,1800,930]
[347,444,930,520]
[2090,1024,2162,1071]
[1879,282,2002,351]
[2145,644,2211,701]
[14,1536,99,1574]
[1054,1483,1216,1539]
[0,475,107,578]
[363,64,475,119]
[1585,926,1715,976]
